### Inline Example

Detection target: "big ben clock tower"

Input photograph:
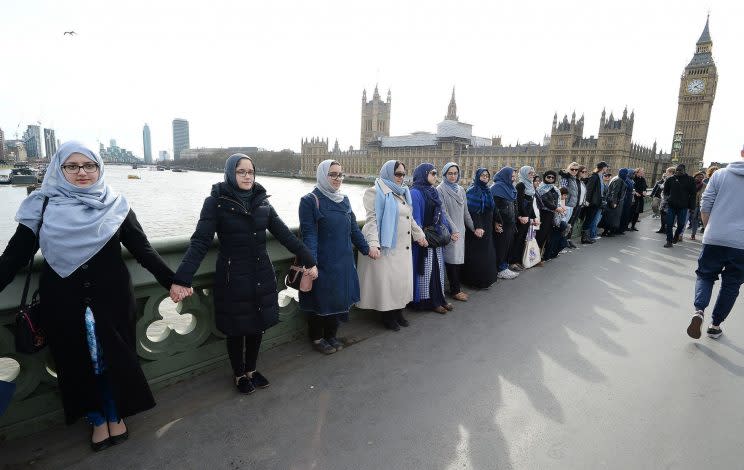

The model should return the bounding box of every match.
[672,16,717,168]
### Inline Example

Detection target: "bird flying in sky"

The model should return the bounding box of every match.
[63,31,76,36]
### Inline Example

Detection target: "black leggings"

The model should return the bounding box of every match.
[226,334,263,377]
[307,314,340,341]
[445,263,462,295]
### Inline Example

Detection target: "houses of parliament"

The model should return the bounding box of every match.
[300,17,717,183]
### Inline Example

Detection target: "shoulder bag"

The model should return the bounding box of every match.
[15,197,49,354]
[285,193,319,292]
[522,225,541,269]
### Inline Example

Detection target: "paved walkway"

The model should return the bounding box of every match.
[3,219,744,469]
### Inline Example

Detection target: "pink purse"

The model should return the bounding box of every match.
[284,192,319,292]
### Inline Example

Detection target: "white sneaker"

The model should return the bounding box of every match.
[592,236,602,240]
[497,269,518,280]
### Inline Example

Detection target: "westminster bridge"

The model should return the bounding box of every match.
[2,220,743,469]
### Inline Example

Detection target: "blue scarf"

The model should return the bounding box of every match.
[412,163,444,225]
[466,168,494,214]
[15,141,131,278]
[374,160,412,249]
[490,166,517,201]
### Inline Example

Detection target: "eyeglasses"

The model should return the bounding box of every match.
[394,172,406,178]
[429,170,438,176]
[446,171,459,176]
[569,168,579,172]
[327,172,345,180]
[544,176,555,180]
[61,163,99,174]
[480,173,490,179]
[236,169,255,177]
[604,174,612,177]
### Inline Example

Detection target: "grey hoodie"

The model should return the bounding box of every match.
[701,160,744,250]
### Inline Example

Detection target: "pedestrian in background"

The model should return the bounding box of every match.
[687,145,744,340]
[662,164,696,248]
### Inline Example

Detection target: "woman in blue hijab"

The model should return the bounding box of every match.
[409,163,454,314]
[618,168,636,233]
[462,168,499,288]
[356,160,427,330]
[172,154,316,395]
[1,141,176,451]
[490,167,519,279]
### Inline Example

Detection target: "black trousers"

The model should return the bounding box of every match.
[307,314,340,341]
[445,263,462,295]
[494,225,515,271]
[510,222,530,264]
[226,334,263,377]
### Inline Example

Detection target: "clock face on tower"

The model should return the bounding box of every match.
[687,78,705,94]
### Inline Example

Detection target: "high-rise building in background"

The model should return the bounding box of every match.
[158,150,170,161]
[0,127,5,160]
[44,128,57,158]
[22,125,42,159]
[172,118,190,160]
[143,123,153,164]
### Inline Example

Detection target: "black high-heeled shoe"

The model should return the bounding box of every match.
[91,427,112,452]
[108,420,129,445]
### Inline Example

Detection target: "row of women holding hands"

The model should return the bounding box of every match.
[0,142,547,452]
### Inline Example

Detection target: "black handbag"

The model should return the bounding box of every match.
[15,197,49,354]
[423,224,450,248]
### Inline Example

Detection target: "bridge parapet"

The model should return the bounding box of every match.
[0,228,308,440]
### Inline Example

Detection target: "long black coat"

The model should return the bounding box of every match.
[462,205,498,289]
[173,182,315,336]
[0,210,173,424]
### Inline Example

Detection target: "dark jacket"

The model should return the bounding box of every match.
[298,189,368,317]
[0,210,173,424]
[173,182,315,336]
[538,187,559,211]
[650,180,664,198]
[515,182,537,219]
[585,172,603,207]
[493,195,517,229]
[663,173,697,210]
[633,176,648,213]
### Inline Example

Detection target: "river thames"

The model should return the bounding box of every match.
[0,166,369,246]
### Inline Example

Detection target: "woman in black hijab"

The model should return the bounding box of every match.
[172,154,316,394]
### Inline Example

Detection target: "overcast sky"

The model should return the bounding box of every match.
[1,0,741,163]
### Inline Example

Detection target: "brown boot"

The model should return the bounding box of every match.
[453,292,468,301]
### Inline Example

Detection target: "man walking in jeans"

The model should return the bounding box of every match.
[663,164,696,248]
[687,146,744,339]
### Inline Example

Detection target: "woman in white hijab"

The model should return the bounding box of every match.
[299,160,371,354]
[0,141,177,451]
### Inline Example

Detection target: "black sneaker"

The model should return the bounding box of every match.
[327,337,344,351]
[687,312,703,339]
[236,375,256,394]
[707,326,723,339]
[664,242,673,248]
[250,371,270,389]
[313,338,336,355]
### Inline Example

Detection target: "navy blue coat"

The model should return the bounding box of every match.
[298,189,369,317]
[174,182,315,336]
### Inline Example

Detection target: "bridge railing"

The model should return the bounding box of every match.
[0,228,310,440]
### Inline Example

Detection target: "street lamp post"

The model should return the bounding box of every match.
[671,129,683,165]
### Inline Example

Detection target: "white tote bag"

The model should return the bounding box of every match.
[522,225,542,269]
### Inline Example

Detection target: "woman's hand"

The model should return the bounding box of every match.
[368,246,381,259]
[474,228,485,238]
[494,223,504,234]
[450,232,460,242]
[532,219,540,226]
[416,237,429,247]
[169,284,194,303]
[304,266,319,280]
[518,216,529,225]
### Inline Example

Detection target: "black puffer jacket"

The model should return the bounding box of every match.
[174,182,315,336]
[663,173,697,210]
